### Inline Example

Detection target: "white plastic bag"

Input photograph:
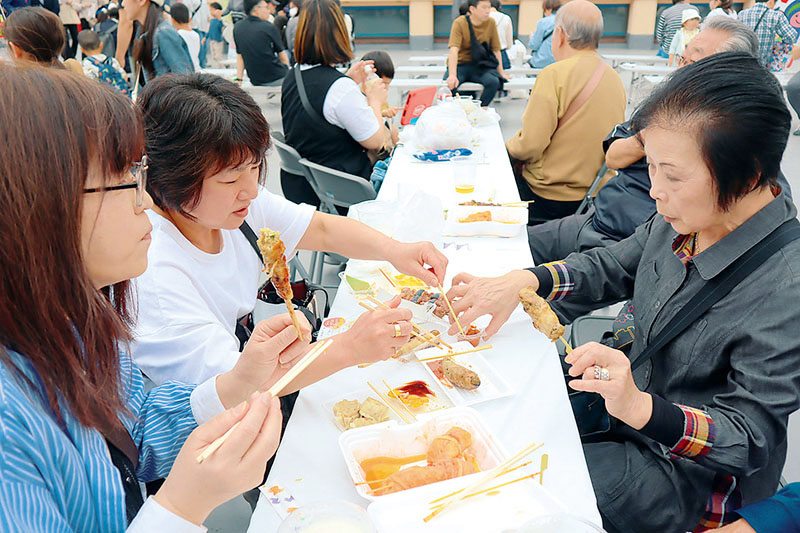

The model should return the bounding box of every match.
[410,101,473,151]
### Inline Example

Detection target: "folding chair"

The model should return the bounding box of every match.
[575,163,610,216]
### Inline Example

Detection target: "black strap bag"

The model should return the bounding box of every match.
[569,218,800,441]
[465,15,499,71]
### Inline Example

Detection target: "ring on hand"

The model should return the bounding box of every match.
[593,365,610,381]
[393,324,403,337]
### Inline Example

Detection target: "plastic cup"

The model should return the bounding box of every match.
[277,500,375,533]
[452,157,477,194]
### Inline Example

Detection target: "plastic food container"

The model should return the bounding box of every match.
[277,500,375,533]
[339,406,506,501]
[416,342,515,407]
[322,389,405,432]
[443,206,527,238]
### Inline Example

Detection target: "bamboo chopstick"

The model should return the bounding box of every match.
[499,200,535,206]
[434,455,546,505]
[284,298,307,342]
[367,380,414,424]
[423,441,544,521]
[559,335,573,354]
[196,339,333,463]
[427,460,533,504]
[415,344,493,363]
[437,283,465,337]
[378,267,400,288]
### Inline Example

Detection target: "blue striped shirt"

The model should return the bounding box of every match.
[0,347,221,532]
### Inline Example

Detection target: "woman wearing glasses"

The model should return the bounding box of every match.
[0,65,298,531]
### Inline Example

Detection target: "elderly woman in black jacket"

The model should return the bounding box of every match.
[443,53,800,532]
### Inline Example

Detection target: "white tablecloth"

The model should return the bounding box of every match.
[247,123,602,532]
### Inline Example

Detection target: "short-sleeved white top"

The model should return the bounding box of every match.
[131,189,315,385]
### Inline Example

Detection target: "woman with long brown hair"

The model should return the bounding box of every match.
[121,0,193,82]
[0,64,301,531]
[3,6,83,74]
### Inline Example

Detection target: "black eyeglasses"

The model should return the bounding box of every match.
[676,54,695,67]
[84,155,148,208]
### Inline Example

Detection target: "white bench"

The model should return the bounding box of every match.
[388,76,537,105]
[395,65,541,78]
[407,55,448,65]
[602,53,668,69]
[617,63,676,102]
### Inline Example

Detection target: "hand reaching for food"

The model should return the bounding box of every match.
[339,296,413,364]
[387,241,448,288]
[445,270,539,338]
[153,392,282,526]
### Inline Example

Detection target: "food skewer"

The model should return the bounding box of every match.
[519,287,565,343]
[257,228,306,341]
[378,266,400,288]
[382,379,418,422]
[415,344,493,363]
[536,453,549,485]
[423,441,544,521]
[367,380,415,424]
[196,339,333,463]
[423,460,533,503]
[559,335,573,354]
[436,283,465,337]
[365,295,453,350]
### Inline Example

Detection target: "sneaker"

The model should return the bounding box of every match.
[794,128,800,136]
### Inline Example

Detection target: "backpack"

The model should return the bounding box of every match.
[95,19,118,58]
[87,56,131,98]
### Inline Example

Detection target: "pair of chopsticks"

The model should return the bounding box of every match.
[415,344,493,363]
[498,200,535,207]
[423,441,544,522]
[367,379,417,424]
[195,339,334,463]
[435,454,549,504]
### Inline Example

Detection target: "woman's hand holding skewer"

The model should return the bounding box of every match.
[340,296,413,364]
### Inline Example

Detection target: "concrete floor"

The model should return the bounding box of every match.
[2,40,798,532]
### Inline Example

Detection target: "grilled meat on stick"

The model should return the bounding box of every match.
[518,287,564,342]
[257,228,306,341]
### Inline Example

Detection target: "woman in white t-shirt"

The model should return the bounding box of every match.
[132,73,448,389]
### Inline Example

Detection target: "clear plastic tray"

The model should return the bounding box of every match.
[338,406,506,501]
[443,206,527,238]
[415,341,515,407]
[366,470,569,532]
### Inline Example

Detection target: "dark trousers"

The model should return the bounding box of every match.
[514,174,582,225]
[454,63,502,107]
[63,23,79,59]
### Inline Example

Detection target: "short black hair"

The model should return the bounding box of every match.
[209,1,222,9]
[458,2,468,15]
[77,29,102,51]
[170,2,190,23]
[467,0,490,8]
[361,50,394,79]
[137,74,270,217]
[490,0,501,10]
[631,52,790,210]
[244,0,264,15]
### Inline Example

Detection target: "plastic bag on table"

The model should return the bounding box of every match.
[393,188,444,247]
[410,101,473,151]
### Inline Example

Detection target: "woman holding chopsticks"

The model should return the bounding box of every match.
[130,73,445,389]
[0,65,307,531]
[441,54,800,532]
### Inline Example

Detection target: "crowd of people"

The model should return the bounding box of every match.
[2,0,800,530]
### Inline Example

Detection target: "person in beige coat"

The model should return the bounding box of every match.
[506,0,626,225]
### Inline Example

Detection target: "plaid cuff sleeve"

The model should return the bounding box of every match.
[670,404,715,458]
[538,261,573,301]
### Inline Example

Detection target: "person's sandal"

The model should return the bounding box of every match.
[793,128,800,136]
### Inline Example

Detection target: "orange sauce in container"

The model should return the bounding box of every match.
[360,454,427,491]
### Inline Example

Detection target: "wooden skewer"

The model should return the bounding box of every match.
[499,200,536,206]
[430,473,533,509]
[196,339,333,463]
[537,453,548,485]
[427,460,533,504]
[378,267,400,288]
[424,441,544,521]
[437,283,465,337]
[364,295,452,350]
[284,298,307,342]
[367,381,413,424]
[559,335,573,354]
[415,344,493,363]
[382,379,418,422]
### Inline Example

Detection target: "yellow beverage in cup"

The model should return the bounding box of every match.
[455,183,475,194]
[452,157,477,194]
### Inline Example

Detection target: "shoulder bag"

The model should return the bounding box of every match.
[571,218,800,440]
[465,15,499,71]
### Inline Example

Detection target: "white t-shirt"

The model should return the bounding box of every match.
[705,7,738,20]
[300,64,380,142]
[131,189,315,385]
[490,11,513,50]
[178,28,201,71]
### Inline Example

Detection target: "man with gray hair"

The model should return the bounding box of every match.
[527,18,794,322]
[507,0,626,225]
